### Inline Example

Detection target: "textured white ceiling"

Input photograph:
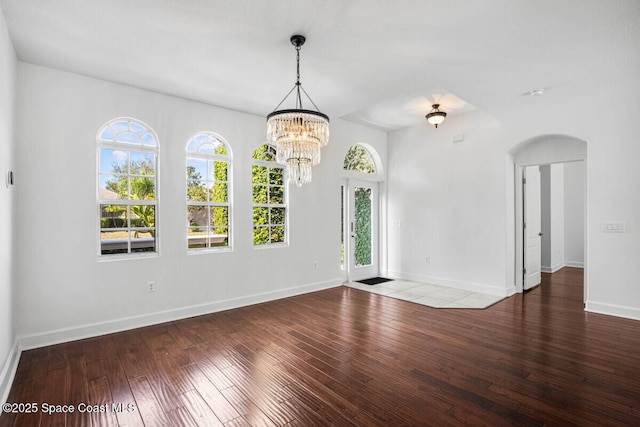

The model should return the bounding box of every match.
[1,0,638,130]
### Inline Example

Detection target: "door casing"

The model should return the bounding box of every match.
[523,166,542,289]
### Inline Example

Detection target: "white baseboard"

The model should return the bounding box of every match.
[0,339,20,405]
[585,301,640,321]
[542,262,584,273]
[18,279,342,351]
[565,261,584,268]
[386,270,514,297]
[541,263,564,273]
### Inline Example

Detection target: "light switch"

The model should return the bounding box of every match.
[601,222,626,233]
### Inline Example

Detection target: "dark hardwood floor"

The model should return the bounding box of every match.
[2,267,640,426]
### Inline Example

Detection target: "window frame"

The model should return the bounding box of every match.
[252,144,288,247]
[97,117,159,259]
[186,131,233,253]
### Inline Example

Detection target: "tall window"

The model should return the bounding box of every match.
[252,144,287,246]
[97,118,158,256]
[186,132,232,250]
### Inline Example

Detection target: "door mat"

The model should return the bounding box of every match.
[356,277,393,286]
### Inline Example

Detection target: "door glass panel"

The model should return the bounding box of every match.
[341,185,345,270]
[354,187,372,267]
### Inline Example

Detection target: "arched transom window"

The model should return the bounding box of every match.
[344,145,376,174]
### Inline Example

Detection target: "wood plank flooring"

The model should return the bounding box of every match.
[2,268,640,426]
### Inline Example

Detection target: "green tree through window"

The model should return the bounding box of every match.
[186,132,231,250]
[252,145,286,245]
[104,155,156,233]
[354,187,372,266]
[98,118,158,256]
[344,145,376,174]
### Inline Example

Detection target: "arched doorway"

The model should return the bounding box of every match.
[509,134,587,300]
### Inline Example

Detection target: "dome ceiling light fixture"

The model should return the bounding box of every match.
[266,34,330,187]
[425,103,447,128]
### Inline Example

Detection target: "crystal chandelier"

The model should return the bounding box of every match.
[267,35,330,187]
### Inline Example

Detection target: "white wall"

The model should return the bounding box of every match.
[540,165,552,269]
[550,164,565,271]
[541,162,584,272]
[387,77,640,319]
[387,112,509,296]
[564,161,585,267]
[0,4,17,403]
[541,164,566,272]
[14,63,386,347]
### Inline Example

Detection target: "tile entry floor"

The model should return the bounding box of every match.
[345,279,508,309]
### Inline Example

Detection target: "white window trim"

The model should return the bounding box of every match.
[97,117,160,260]
[186,132,233,253]
[252,147,289,248]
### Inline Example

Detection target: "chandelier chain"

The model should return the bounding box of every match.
[296,45,301,85]
[295,45,302,109]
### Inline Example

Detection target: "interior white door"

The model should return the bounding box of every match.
[524,166,542,290]
[346,179,379,282]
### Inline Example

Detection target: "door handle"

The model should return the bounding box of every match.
[539,232,543,236]
[351,221,355,238]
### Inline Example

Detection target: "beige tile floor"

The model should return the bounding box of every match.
[345,279,507,309]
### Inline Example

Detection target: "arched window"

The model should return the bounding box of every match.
[252,144,287,246]
[186,132,232,250]
[97,118,159,256]
[344,144,377,174]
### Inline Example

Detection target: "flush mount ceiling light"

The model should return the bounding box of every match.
[426,103,447,128]
[267,34,330,187]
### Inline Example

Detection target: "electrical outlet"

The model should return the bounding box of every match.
[425,257,431,263]
[313,261,317,270]
[148,281,155,293]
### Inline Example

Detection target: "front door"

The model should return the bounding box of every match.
[523,166,542,289]
[346,179,379,282]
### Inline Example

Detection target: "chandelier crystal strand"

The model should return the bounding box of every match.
[266,35,330,186]
[267,112,328,164]
[287,157,312,187]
